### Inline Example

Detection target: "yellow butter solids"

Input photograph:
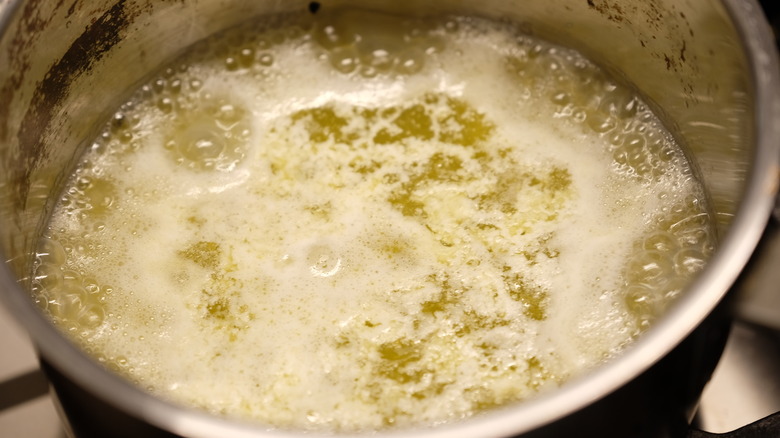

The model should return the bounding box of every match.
[32,9,714,432]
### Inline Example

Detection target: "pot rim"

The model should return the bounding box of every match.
[1,0,779,436]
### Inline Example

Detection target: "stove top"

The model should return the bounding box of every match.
[0,303,64,437]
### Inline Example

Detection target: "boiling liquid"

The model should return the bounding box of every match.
[32,10,714,432]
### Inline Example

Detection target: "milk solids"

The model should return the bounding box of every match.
[32,9,715,432]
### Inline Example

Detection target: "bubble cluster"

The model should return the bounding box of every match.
[32,238,109,337]
[58,174,118,221]
[505,41,684,180]
[163,98,251,172]
[312,9,456,77]
[83,67,254,175]
[622,197,714,332]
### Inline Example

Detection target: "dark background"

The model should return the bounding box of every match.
[760,0,779,45]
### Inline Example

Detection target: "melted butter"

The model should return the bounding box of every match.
[32,10,715,433]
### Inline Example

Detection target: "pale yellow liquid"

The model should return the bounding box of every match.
[32,10,714,432]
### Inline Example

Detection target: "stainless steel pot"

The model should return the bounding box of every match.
[0,0,779,437]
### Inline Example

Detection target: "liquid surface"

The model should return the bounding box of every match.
[32,10,714,432]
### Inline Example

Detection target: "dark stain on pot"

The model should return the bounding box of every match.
[67,0,82,18]
[585,0,698,105]
[0,0,49,142]
[0,0,82,142]
[13,0,132,208]
[586,0,695,71]
[585,0,626,24]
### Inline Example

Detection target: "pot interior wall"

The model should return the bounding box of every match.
[0,0,757,434]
